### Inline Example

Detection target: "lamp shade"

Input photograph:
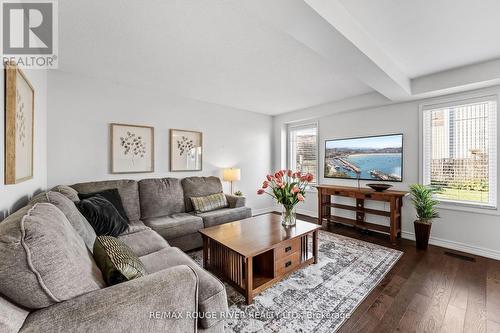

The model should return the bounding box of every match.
[223,168,241,182]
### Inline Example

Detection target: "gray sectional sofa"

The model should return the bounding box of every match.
[0,176,252,333]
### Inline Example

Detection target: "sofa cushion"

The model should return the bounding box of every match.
[0,203,104,309]
[50,185,80,202]
[143,213,203,240]
[139,178,185,219]
[140,247,227,329]
[167,233,203,252]
[93,236,147,286]
[118,228,170,257]
[121,220,149,235]
[0,295,29,333]
[29,191,97,251]
[71,180,140,221]
[181,176,223,212]
[191,193,228,213]
[197,207,252,228]
[79,188,129,222]
[75,196,129,237]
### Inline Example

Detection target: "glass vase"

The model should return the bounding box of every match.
[281,205,297,227]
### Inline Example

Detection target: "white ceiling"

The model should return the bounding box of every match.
[339,0,500,78]
[57,0,500,115]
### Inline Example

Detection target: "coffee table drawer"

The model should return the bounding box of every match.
[275,251,300,276]
[275,238,301,260]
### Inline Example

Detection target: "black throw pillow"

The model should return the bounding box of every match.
[78,188,129,222]
[75,195,129,236]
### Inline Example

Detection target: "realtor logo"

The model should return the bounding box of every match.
[1,0,58,68]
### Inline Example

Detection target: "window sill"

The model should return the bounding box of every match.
[436,200,499,216]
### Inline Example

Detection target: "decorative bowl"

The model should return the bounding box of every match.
[367,183,393,192]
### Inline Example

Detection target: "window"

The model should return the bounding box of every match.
[287,123,318,184]
[422,97,497,208]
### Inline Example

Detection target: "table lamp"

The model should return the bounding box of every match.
[223,168,241,194]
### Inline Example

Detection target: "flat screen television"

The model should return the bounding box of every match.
[324,134,403,182]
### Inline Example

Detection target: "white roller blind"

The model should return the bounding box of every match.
[422,97,497,208]
[287,123,318,183]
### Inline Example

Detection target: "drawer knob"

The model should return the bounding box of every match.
[285,261,292,268]
[285,246,292,252]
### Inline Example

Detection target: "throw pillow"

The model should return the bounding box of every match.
[29,191,97,251]
[78,188,129,222]
[93,236,147,286]
[0,203,105,309]
[75,195,129,236]
[191,193,228,213]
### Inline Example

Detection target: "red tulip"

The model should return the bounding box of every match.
[274,172,282,179]
[300,175,307,182]
[262,181,269,188]
[296,171,302,178]
[287,170,293,177]
[257,189,265,195]
[266,175,273,181]
[297,193,305,201]
[307,174,314,182]
[292,185,300,193]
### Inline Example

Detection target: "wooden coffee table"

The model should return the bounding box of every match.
[199,214,321,304]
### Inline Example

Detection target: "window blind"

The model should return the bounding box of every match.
[422,97,497,208]
[287,124,318,183]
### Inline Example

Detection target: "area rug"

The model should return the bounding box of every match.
[189,231,402,333]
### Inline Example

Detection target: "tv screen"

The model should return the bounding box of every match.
[324,134,403,182]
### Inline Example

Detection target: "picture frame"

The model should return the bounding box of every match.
[4,62,35,184]
[169,129,203,171]
[110,123,154,174]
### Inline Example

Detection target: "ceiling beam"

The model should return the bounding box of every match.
[235,0,411,101]
[411,58,500,98]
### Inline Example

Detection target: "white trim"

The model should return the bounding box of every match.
[285,120,320,185]
[296,208,318,218]
[418,93,499,212]
[401,231,500,261]
[251,207,276,216]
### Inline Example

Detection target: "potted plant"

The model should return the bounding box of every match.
[409,184,440,250]
[234,190,243,196]
[257,170,313,227]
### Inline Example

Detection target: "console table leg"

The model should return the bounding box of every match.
[245,256,253,304]
[390,198,397,244]
[313,231,318,264]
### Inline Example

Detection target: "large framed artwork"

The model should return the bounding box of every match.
[5,63,34,184]
[110,123,154,173]
[170,129,202,171]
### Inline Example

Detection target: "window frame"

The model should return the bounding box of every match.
[286,121,319,187]
[419,94,498,212]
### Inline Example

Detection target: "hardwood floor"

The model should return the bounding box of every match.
[296,213,500,333]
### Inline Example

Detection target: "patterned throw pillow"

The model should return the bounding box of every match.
[191,193,228,213]
[93,236,147,286]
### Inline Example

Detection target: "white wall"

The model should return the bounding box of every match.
[47,71,274,212]
[274,85,500,260]
[0,69,47,219]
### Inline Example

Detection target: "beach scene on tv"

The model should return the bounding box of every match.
[324,134,403,181]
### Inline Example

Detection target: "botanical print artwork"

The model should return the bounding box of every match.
[111,124,154,173]
[170,129,202,171]
[120,131,146,160]
[5,63,34,184]
[177,136,194,156]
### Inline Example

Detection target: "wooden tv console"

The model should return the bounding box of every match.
[316,185,408,244]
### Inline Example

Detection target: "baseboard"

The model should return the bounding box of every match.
[401,231,500,261]
[252,207,276,216]
[296,208,317,218]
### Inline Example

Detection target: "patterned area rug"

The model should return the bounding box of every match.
[189,231,402,333]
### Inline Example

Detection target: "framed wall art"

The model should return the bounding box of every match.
[110,123,154,173]
[5,63,34,184]
[170,129,202,171]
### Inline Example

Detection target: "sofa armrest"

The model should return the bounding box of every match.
[225,194,246,208]
[21,265,199,333]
